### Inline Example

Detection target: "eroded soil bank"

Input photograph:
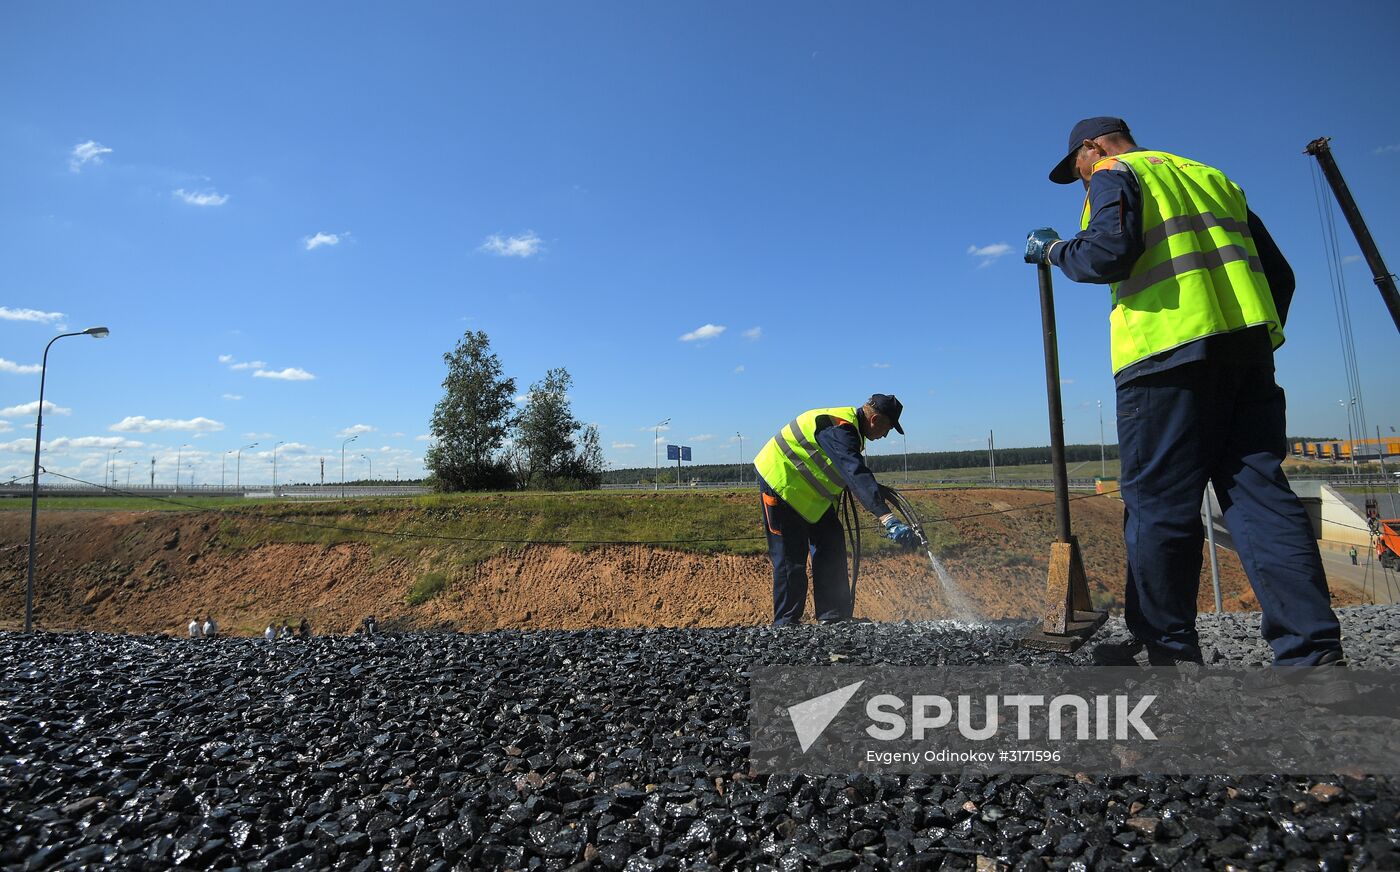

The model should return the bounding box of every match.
[0,489,1363,635]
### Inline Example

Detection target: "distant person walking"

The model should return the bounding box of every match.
[264,624,276,641]
[188,618,201,639]
[1350,546,1359,566]
[298,617,312,639]
[362,615,378,636]
[202,616,218,638]
[279,623,294,639]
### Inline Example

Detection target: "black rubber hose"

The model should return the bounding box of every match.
[841,490,860,618]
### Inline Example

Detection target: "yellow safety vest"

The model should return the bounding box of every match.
[1081,150,1284,374]
[752,406,863,524]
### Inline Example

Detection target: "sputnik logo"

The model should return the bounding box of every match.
[786,681,865,752]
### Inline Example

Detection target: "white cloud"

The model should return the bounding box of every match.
[0,421,12,432]
[46,436,143,450]
[304,232,345,251]
[479,231,542,258]
[611,441,637,450]
[218,354,234,364]
[109,416,224,433]
[230,360,267,371]
[690,434,715,442]
[1374,144,1400,155]
[639,424,671,433]
[733,365,745,374]
[0,358,41,375]
[253,367,315,381]
[742,327,763,341]
[0,307,66,325]
[415,434,435,442]
[69,140,112,172]
[1,400,70,417]
[1342,254,1363,265]
[871,362,891,369]
[680,323,726,342]
[338,424,375,438]
[968,242,1013,268]
[173,188,229,207]
[222,393,242,401]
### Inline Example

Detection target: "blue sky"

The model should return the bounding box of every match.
[3,2,1399,486]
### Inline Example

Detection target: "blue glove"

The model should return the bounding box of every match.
[882,516,915,547]
[1024,228,1062,264]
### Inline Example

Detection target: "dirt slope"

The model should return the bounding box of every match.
[0,489,1364,635]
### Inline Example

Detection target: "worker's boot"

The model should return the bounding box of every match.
[1280,649,1358,706]
[1091,638,1203,668]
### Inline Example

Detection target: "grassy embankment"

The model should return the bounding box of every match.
[8,489,964,607]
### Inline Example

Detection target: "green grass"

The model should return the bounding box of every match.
[0,495,253,511]
[406,571,449,606]
[14,488,967,570]
[875,460,1121,484]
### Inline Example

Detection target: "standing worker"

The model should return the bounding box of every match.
[1024,117,1343,667]
[752,394,916,626]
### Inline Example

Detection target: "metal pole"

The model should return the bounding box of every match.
[25,327,107,632]
[273,441,283,493]
[1304,137,1400,334]
[26,334,73,632]
[736,432,743,486]
[1098,400,1106,478]
[1037,264,1073,543]
[362,454,371,482]
[1204,485,1222,613]
[108,449,121,489]
[341,435,358,497]
[989,430,996,484]
[1342,399,1357,476]
[1380,425,1398,518]
[176,444,186,493]
[653,418,669,492]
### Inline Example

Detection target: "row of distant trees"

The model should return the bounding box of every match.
[425,331,604,491]
[603,443,1122,485]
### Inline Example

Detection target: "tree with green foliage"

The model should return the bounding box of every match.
[424,331,517,491]
[508,367,603,489]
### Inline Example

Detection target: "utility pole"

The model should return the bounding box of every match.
[1305,137,1400,334]
[320,458,325,486]
[149,457,155,488]
[988,430,996,484]
[735,432,743,486]
[1098,400,1106,478]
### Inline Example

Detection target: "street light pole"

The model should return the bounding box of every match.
[235,442,257,490]
[273,441,285,493]
[1098,400,1106,478]
[653,418,669,492]
[175,443,189,493]
[1341,399,1358,475]
[26,326,109,632]
[362,453,372,482]
[108,449,122,490]
[341,434,359,498]
[127,461,135,488]
[736,432,743,486]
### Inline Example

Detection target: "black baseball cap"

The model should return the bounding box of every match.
[1049,116,1131,184]
[866,394,904,434]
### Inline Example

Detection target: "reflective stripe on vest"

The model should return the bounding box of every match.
[1080,151,1284,374]
[752,407,862,524]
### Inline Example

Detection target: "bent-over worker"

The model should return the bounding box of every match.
[752,394,915,626]
[1025,117,1342,667]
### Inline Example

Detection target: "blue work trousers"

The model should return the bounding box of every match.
[761,482,849,625]
[1116,359,1342,665]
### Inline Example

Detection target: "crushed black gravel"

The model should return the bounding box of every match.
[2,607,1398,871]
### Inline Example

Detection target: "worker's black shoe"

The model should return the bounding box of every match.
[1280,649,1358,706]
[1091,638,1204,668]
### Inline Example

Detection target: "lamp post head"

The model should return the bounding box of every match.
[83,327,110,339]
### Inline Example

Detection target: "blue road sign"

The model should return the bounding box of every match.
[666,445,693,461]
